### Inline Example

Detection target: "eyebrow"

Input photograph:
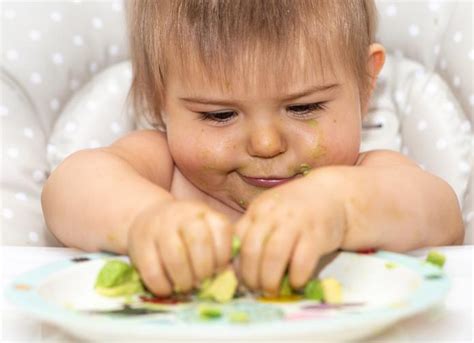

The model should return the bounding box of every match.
[179,83,340,105]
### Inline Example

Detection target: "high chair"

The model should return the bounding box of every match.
[1,0,472,246]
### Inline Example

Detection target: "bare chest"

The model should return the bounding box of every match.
[169,167,243,223]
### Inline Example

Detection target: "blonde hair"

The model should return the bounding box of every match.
[126,0,377,126]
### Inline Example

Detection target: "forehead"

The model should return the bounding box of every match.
[165,48,350,100]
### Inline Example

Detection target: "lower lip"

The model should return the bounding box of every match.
[239,175,295,188]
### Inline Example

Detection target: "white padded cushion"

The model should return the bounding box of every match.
[47,61,137,170]
[1,71,60,245]
[364,55,472,201]
[376,1,473,118]
[1,0,128,137]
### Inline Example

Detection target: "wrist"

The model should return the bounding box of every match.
[307,166,381,251]
[117,194,175,255]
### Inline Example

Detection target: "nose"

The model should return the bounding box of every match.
[247,121,287,158]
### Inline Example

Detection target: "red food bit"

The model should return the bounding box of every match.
[357,248,377,254]
[139,295,189,304]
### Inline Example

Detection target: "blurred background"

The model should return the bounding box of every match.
[1,0,472,246]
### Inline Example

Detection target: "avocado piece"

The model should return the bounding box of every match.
[279,274,293,296]
[321,278,342,304]
[232,235,241,258]
[198,267,238,303]
[228,311,250,323]
[303,279,324,301]
[198,305,222,319]
[95,260,144,297]
[96,280,144,297]
[95,260,133,288]
[426,250,446,268]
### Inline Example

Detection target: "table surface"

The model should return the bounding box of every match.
[1,245,473,342]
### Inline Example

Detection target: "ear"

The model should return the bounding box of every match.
[362,43,386,114]
[367,43,385,90]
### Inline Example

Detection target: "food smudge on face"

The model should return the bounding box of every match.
[305,117,326,161]
[312,144,327,160]
[307,119,318,128]
[297,163,312,176]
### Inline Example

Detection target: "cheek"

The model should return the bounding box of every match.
[167,126,238,177]
[300,110,361,166]
[325,110,361,164]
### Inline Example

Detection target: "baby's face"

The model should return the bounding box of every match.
[163,63,362,212]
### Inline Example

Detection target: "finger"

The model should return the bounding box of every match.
[181,216,215,282]
[260,224,299,294]
[158,228,194,293]
[289,229,325,289]
[234,212,252,240]
[128,232,172,296]
[240,216,275,290]
[234,197,276,239]
[205,211,232,268]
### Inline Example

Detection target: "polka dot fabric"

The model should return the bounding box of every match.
[1,0,127,246]
[376,0,473,243]
[1,0,472,245]
[1,72,60,246]
[47,61,137,170]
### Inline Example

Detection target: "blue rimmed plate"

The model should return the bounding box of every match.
[5,251,449,341]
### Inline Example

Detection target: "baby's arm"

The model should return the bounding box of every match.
[342,149,464,250]
[42,129,232,295]
[42,130,174,253]
[236,149,464,293]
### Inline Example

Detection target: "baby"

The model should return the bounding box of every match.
[42,0,464,297]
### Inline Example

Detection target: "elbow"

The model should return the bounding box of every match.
[40,149,96,247]
[41,167,67,247]
[449,217,465,245]
[441,182,465,246]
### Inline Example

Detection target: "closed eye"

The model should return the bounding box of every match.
[287,102,327,116]
[199,110,237,123]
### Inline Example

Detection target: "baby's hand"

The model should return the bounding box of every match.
[235,173,346,295]
[128,200,233,296]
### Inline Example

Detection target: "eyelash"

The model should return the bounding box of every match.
[287,102,327,117]
[199,102,327,123]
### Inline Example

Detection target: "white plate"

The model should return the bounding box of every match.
[5,250,449,341]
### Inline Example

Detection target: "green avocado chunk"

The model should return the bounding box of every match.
[95,260,144,297]
[426,250,446,268]
[228,311,250,323]
[279,274,293,296]
[232,236,241,258]
[303,279,324,301]
[198,268,238,303]
[199,305,223,319]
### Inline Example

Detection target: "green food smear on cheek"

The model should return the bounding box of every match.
[298,163,312,176]
[307,119,318,128]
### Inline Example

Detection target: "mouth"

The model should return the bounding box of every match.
[238,173,297,188]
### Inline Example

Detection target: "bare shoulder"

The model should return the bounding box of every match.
[356,149,419,168]
[105,129,174,189]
